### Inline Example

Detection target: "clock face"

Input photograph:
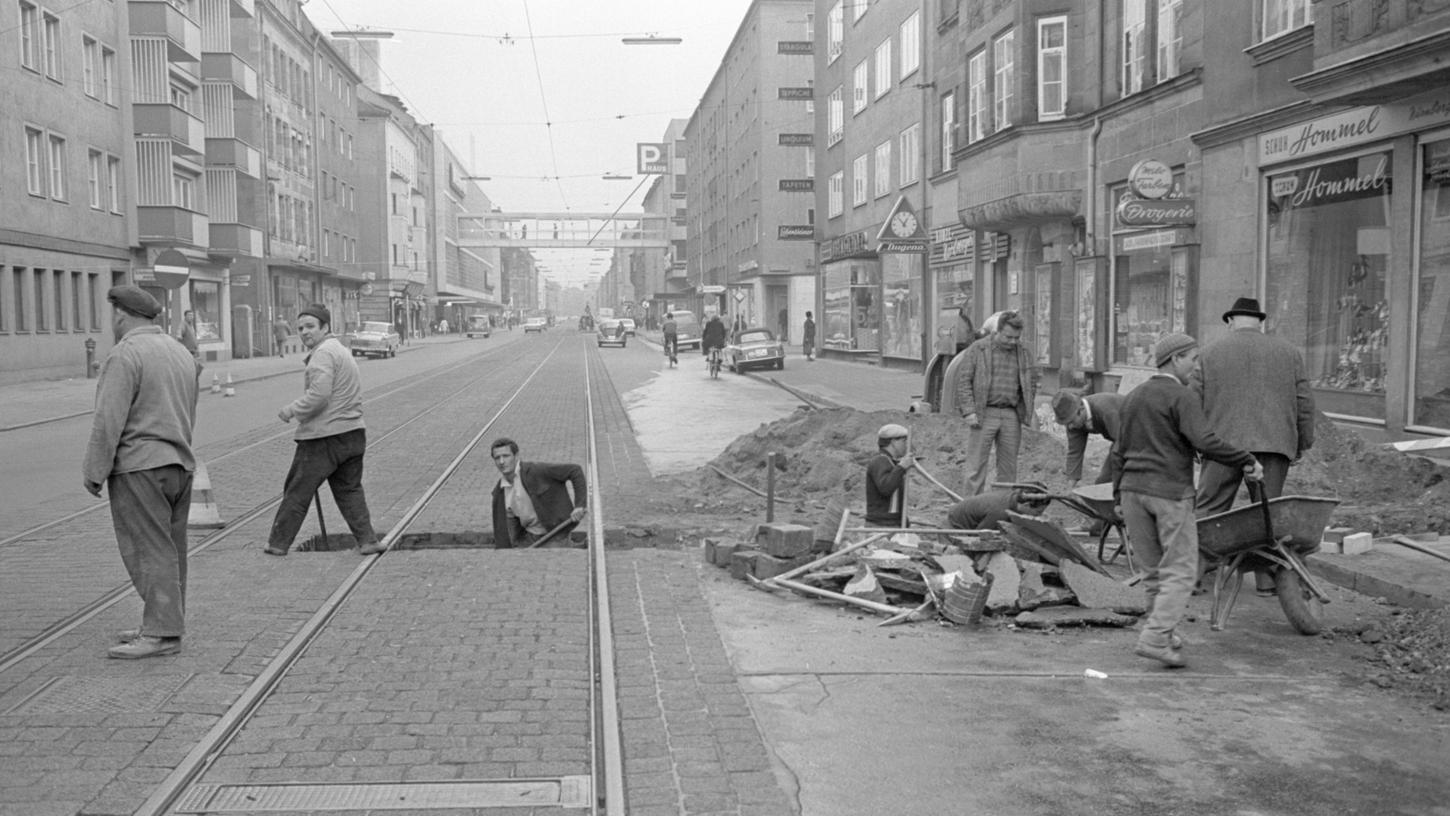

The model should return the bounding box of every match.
[891,211,918,237]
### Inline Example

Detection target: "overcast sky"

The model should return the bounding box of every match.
[312,0,759,288]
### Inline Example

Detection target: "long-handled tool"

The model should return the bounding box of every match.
[527,517,578,549]
[313,492,329,546]
[913,461,964,503]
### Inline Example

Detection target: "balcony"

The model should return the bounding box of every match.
[135,104,206,157]
[129,0,202,63]
[229,0,253,18]
[1292,0,1450,105]
[201,53,257,99]
[206,138,261,177]
[955,127,1085,232]
[138,206,210,246]
[209,223,262,257]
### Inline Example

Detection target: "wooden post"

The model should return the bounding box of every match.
[766,451,776,523]
[771,576,911,617]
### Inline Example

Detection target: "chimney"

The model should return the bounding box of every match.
[331,30,393,91]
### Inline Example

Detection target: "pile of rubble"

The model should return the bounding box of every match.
[703,514,1148,630]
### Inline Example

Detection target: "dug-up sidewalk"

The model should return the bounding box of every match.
[0,334,462,433]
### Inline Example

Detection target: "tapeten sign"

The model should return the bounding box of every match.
[1259,88,1450,165]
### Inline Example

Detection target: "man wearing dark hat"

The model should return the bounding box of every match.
[1190,296,1315,596]
[1110,332,1263,668]
[84,285,201,659]
[265,303,384,556]
[1051,389,1126,488]
[865,423,917,527]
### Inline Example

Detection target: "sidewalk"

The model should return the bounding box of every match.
[0,334,464,432]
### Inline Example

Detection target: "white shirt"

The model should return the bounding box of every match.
[500,463,546,535]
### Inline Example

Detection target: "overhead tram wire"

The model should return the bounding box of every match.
[521,0,569,212]
[586,174,652,247]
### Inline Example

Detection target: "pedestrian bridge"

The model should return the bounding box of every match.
[457,212,670,249]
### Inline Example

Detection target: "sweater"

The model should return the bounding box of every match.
[282,336,365,440]
[865,452,907,526]
[1110,374,1255,501]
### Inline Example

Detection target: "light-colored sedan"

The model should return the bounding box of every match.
[523,317,548,333]
[597,319,628,347]
[724,328,785,373]
[345,321,400,359]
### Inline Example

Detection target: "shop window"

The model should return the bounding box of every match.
[882,254,922,360]
[1414,138,1450,430]
[190,279,221,342]
[1266,150,1390,420]
[822,260,881,353]
[1111,174,1194,367]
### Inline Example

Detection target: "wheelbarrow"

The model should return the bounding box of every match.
[1196,487,1339,635]
[1011,481,1134,571]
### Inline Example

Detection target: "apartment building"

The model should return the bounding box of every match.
[686,0,817,330]
[635,118,690,328]
[1,0,132,382]
[426,130,503,331]
[354,85,430,338]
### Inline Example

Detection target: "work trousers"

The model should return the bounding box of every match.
[268,429,378,553]
[1120,490,1198,649]
[1196,452,1290,515]
[109,465,193,638]
[963,406,1022,496]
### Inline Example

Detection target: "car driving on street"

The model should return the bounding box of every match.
[724,328,785,373]
[523,317,548,333]
[671,310,702,350]
[619,317,637,337]
[344,321,400,359]
[465,315,492,338]
[597,318,628,348]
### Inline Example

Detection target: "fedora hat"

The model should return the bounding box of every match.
[1222,297,1266,323]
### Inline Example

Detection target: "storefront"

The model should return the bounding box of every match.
[1254,88,1450,431]
[929,224,976,356]
[1109,165,1199,369]
[819,230,880,356]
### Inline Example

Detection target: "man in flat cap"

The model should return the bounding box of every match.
[1190,296,1315,596]
[265,303,384,556]
[1110,333,1263,668]
[865,423,917,528]
[84,285,201,659]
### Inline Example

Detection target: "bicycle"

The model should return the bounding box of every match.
[706,346,722,379]
[663,335,678,367]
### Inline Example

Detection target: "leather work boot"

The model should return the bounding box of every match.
[107,636,181,660]
[1134,641,1187,669]
[116,628,141,643]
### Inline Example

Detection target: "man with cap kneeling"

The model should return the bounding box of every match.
[265,303,384,556]
[1110,333,1263,668]
[1190,296,1315,596]
[85,285,202,658]
[865,423,916,527]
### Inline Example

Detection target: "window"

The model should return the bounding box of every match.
[48,134,66,200]
[42,11,60,80]
[1157,0,1183,81]
[106,155,121,212]
[850,0,866,22]
[852,153,868,206]
[874,39,891,99]
[899,123,920,185]
[35,270,48,331]
[101,47,116,104]
[853,59,869,114]
[899,11,920,79]
[173,173,193,209]
[25,127,45,195]
[1038,17,1066,120]
[967,51,987,143]
[828,171,843,217]
[993,30,1015,132]
[72,271,82,330]
[827,1,843,63]
[53,270,65,330]
[940,91,955,170]
[89,273,101,329]
[13,268,28,331]
[874,140,891,197]
[828,86,844,145]
[20,1,38,70]
[1123,0,1146,95]
[88,149,103,208]
[170,84,191,112]
[1262,0,1312,41]
[805,79,814,114]
[805,147,814,178]
[83,36,98,97]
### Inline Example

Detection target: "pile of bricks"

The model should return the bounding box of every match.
[703,522,825,582]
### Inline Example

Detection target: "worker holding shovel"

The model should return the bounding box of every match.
[865,424,917,528]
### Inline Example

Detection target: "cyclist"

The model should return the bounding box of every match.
[701,313,728,362]
[661,312,679,365]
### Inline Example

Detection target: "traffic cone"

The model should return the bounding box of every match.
[223,373,235,397]
[210,373,221,394]
[187,459,225,529]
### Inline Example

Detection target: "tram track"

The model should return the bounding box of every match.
[2,334,627,815]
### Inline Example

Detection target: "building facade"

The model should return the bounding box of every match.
[687,0,817,333]
[425,131,502,331]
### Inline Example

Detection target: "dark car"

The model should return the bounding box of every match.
[672,310,702,350]
[465,315,492,338]
[724,328,785,373]
[597,318,628,348]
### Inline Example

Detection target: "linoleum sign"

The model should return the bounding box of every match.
[1259,89,1450,165]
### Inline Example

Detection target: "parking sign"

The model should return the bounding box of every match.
[637,143,668,174]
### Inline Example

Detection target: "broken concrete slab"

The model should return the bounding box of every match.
[1059,561,1148,615]
[1013,606,1138,629]
[981,551,1021,612]
[844,566,888,604]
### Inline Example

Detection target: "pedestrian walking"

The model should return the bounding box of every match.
[1110,333,1263,668]
[265,304,384,556]
[177,309,199,357]
[865,423,916,528]
[802,311,816,361]
[951,303,976,355]
[84,285,201,659]
[438,318,449,334]
[778,307,789,343]
[272,315,291,358]
[1190,296,1315,596]
[954,310,1038,495]
[489,438,587,547]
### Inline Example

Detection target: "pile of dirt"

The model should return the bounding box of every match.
[1343,607,1450,711]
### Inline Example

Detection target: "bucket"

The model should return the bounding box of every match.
[941,572,994,625]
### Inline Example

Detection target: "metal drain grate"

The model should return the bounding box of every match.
[173,777,591,812]
[5,674,191,716]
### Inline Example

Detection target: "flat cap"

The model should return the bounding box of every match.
[1153,332,1198,368]
[877,423,909,441]
[298,303,331,327]
[107,285,161,319]
[1051,390,1083,423]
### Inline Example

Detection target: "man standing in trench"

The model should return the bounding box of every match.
[489,438,587,547]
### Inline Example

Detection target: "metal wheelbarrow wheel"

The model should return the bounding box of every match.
[1274,567,1324,636]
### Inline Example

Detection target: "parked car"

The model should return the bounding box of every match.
[345,321,400,359]
[724,328,785,373]
[619,317,637,337]
[523,317,548,333]
[597,319,628,348]
[671,310,702,350]
[465,315,492,338]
